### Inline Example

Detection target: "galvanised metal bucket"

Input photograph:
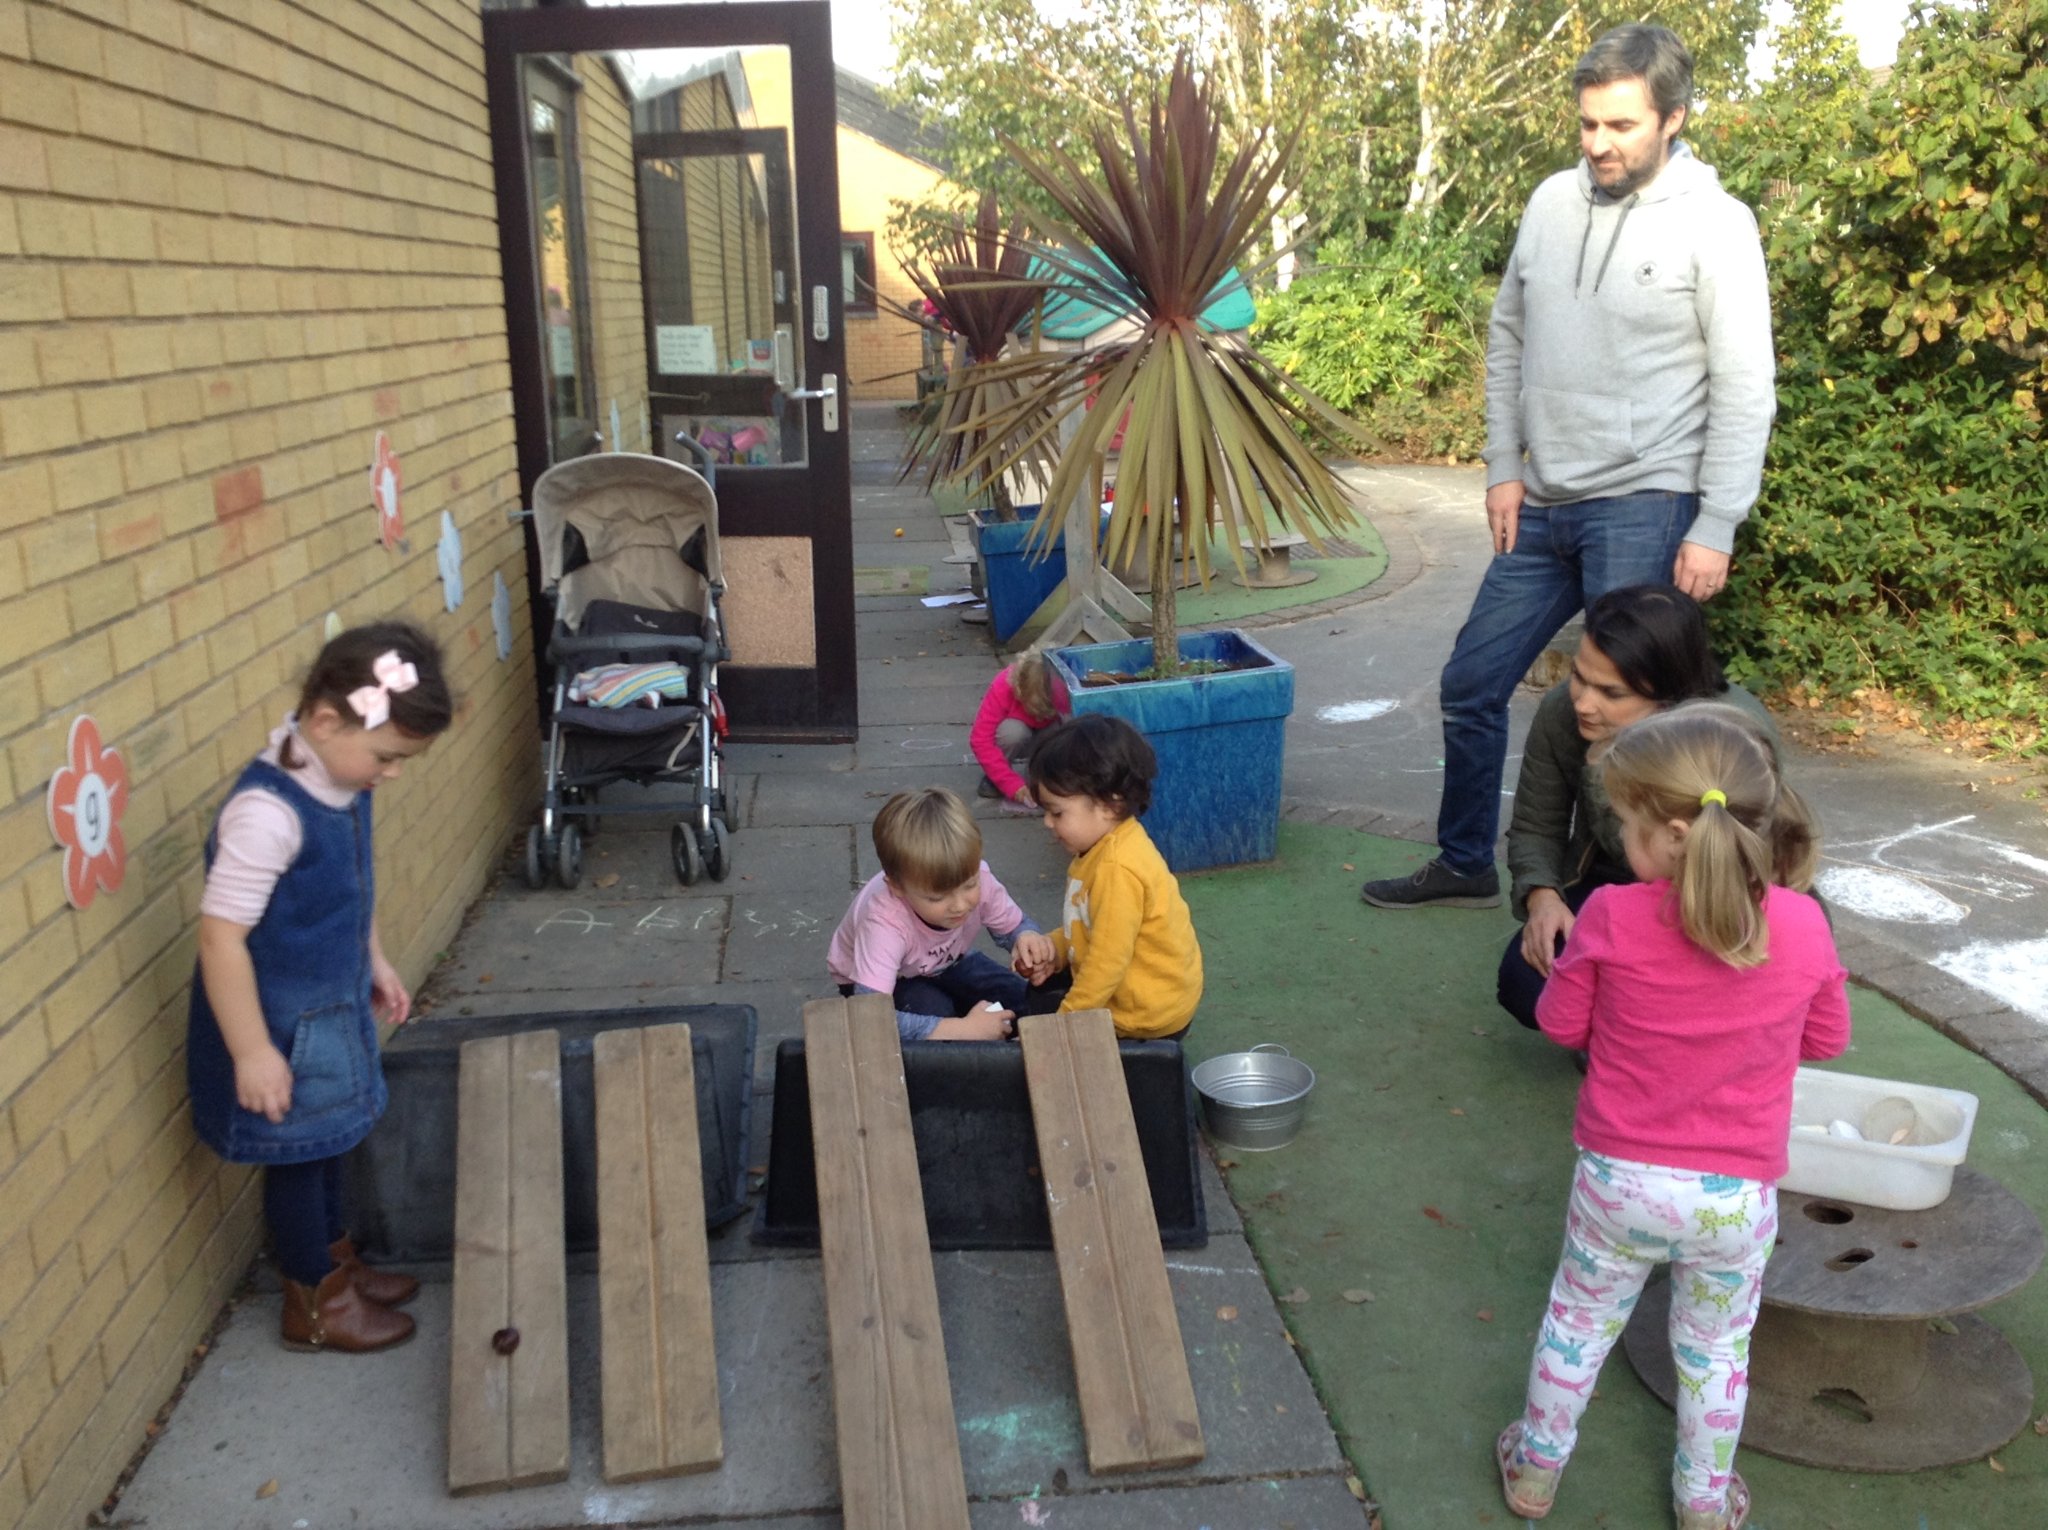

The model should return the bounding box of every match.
[1191,1044,1315,1152]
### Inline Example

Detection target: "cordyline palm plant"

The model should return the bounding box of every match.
[960,54,1363,674]
[883,192,1056,521]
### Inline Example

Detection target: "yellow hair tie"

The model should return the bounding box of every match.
[1700,789,1728,808]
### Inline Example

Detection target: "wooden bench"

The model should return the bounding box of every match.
[805,994,970,1530]
[592,1022,723,1482]
[1020,1010,1205,1473]
[448,1030,570,1494]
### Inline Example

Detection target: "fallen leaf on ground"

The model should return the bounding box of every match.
[1216,1158,1238,1169]
[1989,1455,2006,1473]
[1279,1286,1310,1305]
[593,872,620,888]
[1343,1289,1375,1304]
[2033,1411,2048,1436]
[1275,1403,1289,1414]
[1476,1309,1494,1322]
[1216,1305,1239,1321]
[1449,1107,1466,1117]
[256,1480,279,1499]
[1422,1205,1466,1229]
[1342,863,1355,872]
[1346,1475,1367,1501]
[477,973,493,983]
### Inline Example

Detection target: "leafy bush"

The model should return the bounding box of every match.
[1709,337,2046,750]
[1252,234,1492,460]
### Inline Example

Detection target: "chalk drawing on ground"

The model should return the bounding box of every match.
[1316,698,1400,724]
[1822,815,2047,914]
[1933,939,2048,1025]
[1814,866,1969,925]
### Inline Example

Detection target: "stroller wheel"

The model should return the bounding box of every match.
[703,818,732,882]
[671,824,703,886]
[555,823,584,890]
[522,826,547,890]
[565,786,600,837]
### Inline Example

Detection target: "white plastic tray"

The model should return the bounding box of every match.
[1781,1066,1979,1210]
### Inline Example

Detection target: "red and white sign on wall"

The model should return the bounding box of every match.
[46,715,129,910]
[371,430,405,552]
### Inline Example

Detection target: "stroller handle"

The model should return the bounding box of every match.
[548,630,706,666]
[672,431,717,490]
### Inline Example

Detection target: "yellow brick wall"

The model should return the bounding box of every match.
[835,129,944,405]
[0,5,540,1526]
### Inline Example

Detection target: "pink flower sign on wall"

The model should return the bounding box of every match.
[46,715,129,910]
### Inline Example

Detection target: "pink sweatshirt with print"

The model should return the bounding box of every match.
[1537,881,1850,1182]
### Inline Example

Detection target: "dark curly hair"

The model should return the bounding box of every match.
[1027,713,1156,818]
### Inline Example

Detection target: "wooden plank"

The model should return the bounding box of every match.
[806,994,970,1530]
[594,1024,723,1482]
[1020,1010,1205,1473]
[448,1030,570,1495]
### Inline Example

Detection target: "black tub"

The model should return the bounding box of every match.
[754,1037,1206,1249]
[347,1004,756,1263]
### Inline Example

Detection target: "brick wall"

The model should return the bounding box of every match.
[578,54,651,453]
[0,4,540,1526]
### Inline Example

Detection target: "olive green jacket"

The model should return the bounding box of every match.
[1505,682,1777,919]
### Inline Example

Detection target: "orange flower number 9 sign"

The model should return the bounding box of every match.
[46,715,129,910]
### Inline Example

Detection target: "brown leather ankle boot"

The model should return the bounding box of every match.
[328,1234,420,1307]
[281,1266,416,1353]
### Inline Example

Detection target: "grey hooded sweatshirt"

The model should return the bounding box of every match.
[1482,142,1776,555]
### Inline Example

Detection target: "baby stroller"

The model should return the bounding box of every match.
[523,451,732,889]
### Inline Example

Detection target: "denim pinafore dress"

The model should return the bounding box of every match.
[186,759,388,1165]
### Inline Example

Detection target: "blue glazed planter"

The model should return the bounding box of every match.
[969,508,1061,643]
[1049,629,1294,872]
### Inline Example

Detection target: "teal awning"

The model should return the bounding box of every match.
[1024,259,1256,340]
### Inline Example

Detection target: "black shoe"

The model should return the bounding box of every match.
[1360,858,1502,909]
[976,774,1003,800]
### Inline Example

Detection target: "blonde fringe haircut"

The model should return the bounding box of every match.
[1597,703,1820,969]
[872,787,983,894]
[1009,650,1059,723]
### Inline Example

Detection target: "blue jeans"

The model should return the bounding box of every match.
[1436,491,1695,877]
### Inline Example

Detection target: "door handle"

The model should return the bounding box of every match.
[785,374,839,433]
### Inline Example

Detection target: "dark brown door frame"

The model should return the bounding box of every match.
[484,1,856,742]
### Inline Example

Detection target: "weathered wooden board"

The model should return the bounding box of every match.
[1020,1010,1205,1473]
[594,1023,723,1482]
[806,994,970,1530]
[448,1030,569,1495]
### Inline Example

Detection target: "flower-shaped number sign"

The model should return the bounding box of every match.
[47,715,129,910]
[371,430,405,552]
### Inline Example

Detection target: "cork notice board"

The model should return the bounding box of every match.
[719,537,817,667]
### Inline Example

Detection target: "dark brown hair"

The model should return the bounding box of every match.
[281,620,453,767]
[1027,713,1156,818]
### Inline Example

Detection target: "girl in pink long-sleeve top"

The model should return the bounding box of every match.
[1496,704,1848,1530]
[969,652,1068,811]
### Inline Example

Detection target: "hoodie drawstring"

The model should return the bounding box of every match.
[1575,191,1639,296]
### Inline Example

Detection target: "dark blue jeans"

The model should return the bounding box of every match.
[1436,491,1695,876]
[839,951,1071,1028]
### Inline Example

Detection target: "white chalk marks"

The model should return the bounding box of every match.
[1825,815,2046,908]
[531,902,823,941]
[1316,698,1400,724]
[1933,939,2048,1024]
[1815,866,1968,925]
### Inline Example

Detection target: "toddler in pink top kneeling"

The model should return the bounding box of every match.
[1496,704,1849,1530]
[970,652,1068,811]
[828,787,1059,1041]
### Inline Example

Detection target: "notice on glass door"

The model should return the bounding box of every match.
[655,324,718,375]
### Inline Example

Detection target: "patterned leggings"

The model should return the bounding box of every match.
[1519,1151,1775,1514]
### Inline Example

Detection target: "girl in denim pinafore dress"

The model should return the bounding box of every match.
[187,622,452,1352]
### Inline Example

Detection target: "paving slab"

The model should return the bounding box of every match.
[723,740,856,775]
[425,893,727,997]
[116,1233,1336,1530]
[860,676,997,726]
[747,761,973,828]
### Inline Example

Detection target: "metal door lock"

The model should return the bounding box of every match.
[785,373,839,433]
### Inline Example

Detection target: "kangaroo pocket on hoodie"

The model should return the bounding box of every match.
[1522,385,1639,496]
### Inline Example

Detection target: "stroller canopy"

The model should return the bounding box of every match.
[532,452,724,629]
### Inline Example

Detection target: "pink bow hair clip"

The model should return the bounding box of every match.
[347,651,421,729]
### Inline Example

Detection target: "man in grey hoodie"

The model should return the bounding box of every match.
[1364,23,1775,911]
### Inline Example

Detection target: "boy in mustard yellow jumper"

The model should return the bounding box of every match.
[1016,714,1202,1039]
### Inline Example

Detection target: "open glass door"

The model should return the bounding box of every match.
[486,3,854,740]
